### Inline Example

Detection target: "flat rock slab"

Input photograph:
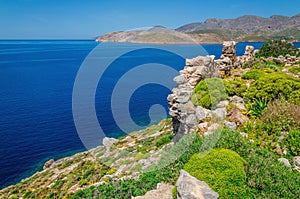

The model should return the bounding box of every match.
[132,183,173,199]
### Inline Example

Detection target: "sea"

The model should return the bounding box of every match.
[0,40,299,188]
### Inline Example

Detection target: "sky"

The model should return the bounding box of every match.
[0,0,299,39]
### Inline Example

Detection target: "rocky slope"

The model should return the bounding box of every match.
[177,14,300,41]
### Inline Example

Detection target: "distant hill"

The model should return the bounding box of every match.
[176,14,300,42]
[97,14,300,44]
[96,26,201,44]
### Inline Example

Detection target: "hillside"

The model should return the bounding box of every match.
[177,14,300,41]
[97,14,300,44]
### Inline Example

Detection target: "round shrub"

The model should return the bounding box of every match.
[256,40,300,58]
[183,148,248,198]
[245,72,300,105]
[242,69,266,80]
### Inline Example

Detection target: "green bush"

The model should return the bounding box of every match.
[184,148,249,198]
[192,78,226,109]
[242,69,266,80]
[289,67,300,74]
[245,72,300,105]
[224,78,247,97]
[215,130,300,199]
[255,40,300,58]
[283,130,300,156]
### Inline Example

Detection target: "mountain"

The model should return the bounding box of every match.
[96,14,300,44]
[176,14,300,41]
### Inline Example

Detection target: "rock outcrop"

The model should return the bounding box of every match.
[132,183,173,199]
[176,170,219,199]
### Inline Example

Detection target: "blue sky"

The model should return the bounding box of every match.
[0,0,299,39]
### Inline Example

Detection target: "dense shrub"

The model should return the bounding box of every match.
[242,69,266,80]
[255,40,300,58]
[223,78,247,97]
[261,99,300,131]
[184,149,249,198]
[215,130,300,199]
[283,130,300,156]
[192,78,226,109]
[245,72,300,105]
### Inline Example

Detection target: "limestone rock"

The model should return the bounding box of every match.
[176,170,219,199]
[224,121,237,130]
[43,159,55,170]
[132,183,173,199]
[278,158,291,167]
[227,108,249,124]
[293,156,300,171]
[102,137,118,150]
[205,123,221,136]
[174,75,187,85]
[196,106,210,121]
[212,108,226,121]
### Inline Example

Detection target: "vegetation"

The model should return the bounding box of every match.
[184,149,249,197]
[255,40,300,58]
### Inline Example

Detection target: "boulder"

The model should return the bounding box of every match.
[174,75,187,85]
[293,156,300,171]
[132,183,173,199]
[196,106,210,121]
[176,170,219,199]
[278,158,291,167]
[227,108,249,124]
[212,108,226,121]
[102,137,118,150]
[224,121,237,130]
[205,123,221,136]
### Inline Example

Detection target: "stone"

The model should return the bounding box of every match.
[216,100,229,108]
[195,106,210,121]
[240,132,248,138]
[180,101,196,115]
[176,170,219,199]
[278,158,291,167]
[102,137,118,150]
[224,121,237,130]
[212,108,226,121]
[198,122,209,131]
[186,114,197,126]
[205,123,221,136]
[229,95,244,104]
[293,156,300,171]
[132,183,173,199]
[227,108,249,124]
[43,159,55,170]
[174,75,187,85]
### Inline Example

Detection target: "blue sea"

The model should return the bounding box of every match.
[0,40,298,188]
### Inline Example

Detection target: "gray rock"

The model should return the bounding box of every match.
[278,158,291,167]
[174,75,187,85]
[240,132,248,138]
[293,156,300,171]
[195,106,210,121]
[212,108,226,121]
[102,137,118,150]
[186,114,197,126]
[229,95,244,104]
[216,100,229,108]
[132,183,173,199]
[224,121,237,130]
[198,122,209,131]
[180,101,196,115]
[205,123,221,136]
[176,170,219,199]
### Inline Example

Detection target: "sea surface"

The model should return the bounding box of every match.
[0,41,298,188]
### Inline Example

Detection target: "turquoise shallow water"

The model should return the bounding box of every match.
[0,41,298,188]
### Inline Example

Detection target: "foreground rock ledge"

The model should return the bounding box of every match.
[176,170,219,199]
